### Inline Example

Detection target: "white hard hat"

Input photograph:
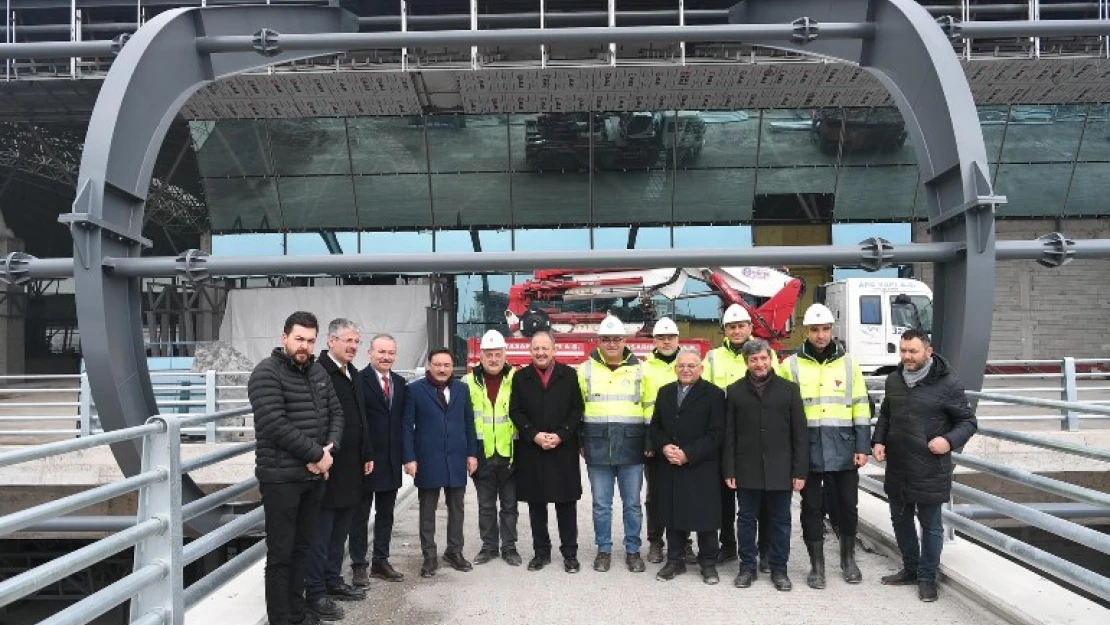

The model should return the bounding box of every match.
[597,315,626,337]
[721,304,751,326]
[652,316,679,337]
[802,303,836,326]
[479,329,507,350]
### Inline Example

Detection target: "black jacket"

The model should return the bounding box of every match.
[510,363,585,504]
[874,355,977,504]
[361,367,408,492]
[723,372,808,491]
[318,352,374,508]
[249,348,344,483]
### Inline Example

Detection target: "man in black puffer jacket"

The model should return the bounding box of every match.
[249,311,344,625]
[873,329,976,604]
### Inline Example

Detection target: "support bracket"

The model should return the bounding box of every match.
[175,249,211,283]
[0,251,33,286]
[1036,232,1076,268]
[252,28,283,56]
[859,237,894,272]
[791,17,819,44]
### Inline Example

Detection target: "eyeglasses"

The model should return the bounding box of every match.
[599,337,623,344]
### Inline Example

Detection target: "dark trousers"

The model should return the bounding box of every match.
[720,481,770,555]
[305,505,356,599]
[665,528,719,567]
[418,486,465,558]
[889,497,945,582]
[473,455,519,552]
[736,488,792,573]
[349,488,398,566]
[800,469,859,543]
[260,479,324,625]
[645,460,663,545]
[529,501,578,559]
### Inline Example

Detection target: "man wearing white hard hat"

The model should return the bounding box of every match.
[780,303,871,590]
[641,317,694,566]
[702,303,778,569]
[577,315,652,574]
[463,329,521,567]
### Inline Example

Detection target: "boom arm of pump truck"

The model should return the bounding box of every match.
[505,267,804,344]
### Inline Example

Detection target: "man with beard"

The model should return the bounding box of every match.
[873,329,976,602]
[249,311,344,625]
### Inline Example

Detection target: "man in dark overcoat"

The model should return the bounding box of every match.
[724,338,808,592]
[508,332,585,573]
[648,347,726,585]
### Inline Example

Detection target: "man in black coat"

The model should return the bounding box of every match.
[248,311,343,625]
[723,339,808,592]
[648,348,726,585]
[304,319,374,620]
[349,334,408,585]
[873,329,976,603]
[508,332,585,574]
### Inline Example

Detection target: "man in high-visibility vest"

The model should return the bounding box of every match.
[465,330,522,567]
[641,317,693,565]
[779,303,871,590]
[578,315,652,574]
[702,304,777,570]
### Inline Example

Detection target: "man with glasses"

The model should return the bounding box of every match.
[578,315,652,573]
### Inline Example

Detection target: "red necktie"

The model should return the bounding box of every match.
[382,373,391,402]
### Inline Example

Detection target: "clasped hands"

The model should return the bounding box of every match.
[533,432,563,450]
[306,443,334,479]
[661,444,688,466]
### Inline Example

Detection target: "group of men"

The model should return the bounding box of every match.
[249,301,976,625]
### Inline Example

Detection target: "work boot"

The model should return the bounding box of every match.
[700,564,719,585]
[805,540,826,590]
[443,551,473,572]
[840,535,863,584]
[626,552,647,573]
[527,552,551,571]
[771,570,793,592]
[758,551,770,574]
[733,569,756,588]
[564,557,581,574]
[370,561,404,582]
[646,541,665,564]
[324,583,365,602]
[918,580,938,602]
[473,549,498,565]
[655,561,686,581]
[593,552,611,572]
[881,568,918,586]
[306,597,344,621]
[350,564,370,588]
[684,542,697,565]
[502,548,523,567]
[419,555,437,579]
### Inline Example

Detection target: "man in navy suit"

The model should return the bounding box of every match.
[349,334,407,585]
[403,348,479,579]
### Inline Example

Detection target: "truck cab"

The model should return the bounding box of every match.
[818,277,933,375]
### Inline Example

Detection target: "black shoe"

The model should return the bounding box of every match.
[881,568,918,586]
[717,547,738,564]
[758,552,770,574]
[473,549,498,565]
[733,569,756,588]
[701,565,719,585]
[350,565,370,588]
[593,552,611,572]
[626,552,646,573]
[564,557,581,573]
[419,556,437,578]
[294,613,322,625]
[306,597,344,621]
[443,551,473,572]
[528,553,551,571]
[646,542,665,564]
[806,541,826,590]
[771,571,793,592]
[325,583,365,602]
[371,561,404,582]
[684,542,697,565]
[840,535,863,584]
[655,561,686,581]
[502,548,523,567]
[918,580,938,602]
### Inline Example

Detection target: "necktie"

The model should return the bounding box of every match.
[678,385,688,407]
[382,373,391,404]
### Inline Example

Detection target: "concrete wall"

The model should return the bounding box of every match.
[914,218,1110,360]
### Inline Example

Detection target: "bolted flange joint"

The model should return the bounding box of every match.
[0,251,34,286]
[175,249,211,283]
[935,16,963,40]
[1036,232,1075,268]
[252,28,282,57]
[859,237,895,272]
[791,17,819,44]
[111,33,131,55]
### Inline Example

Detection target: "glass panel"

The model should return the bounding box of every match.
[204,177,281,232]
[211,233,285,256]
[510,172,590,226]
[267,119,351,176]
[509,114,530,172]
[1077,104,1110,161]
[1064,162,1110,217]
[999,105,1084,164]
[835,107,916,166]
[428,115,509,172]
[993,163,1071,217]
[458,274,516,333]
[672,225,751,248]
[832,223,912,245]
[348,117,428,174]
[756,166,836,195]
[592,169,673,226]
[358,231,433,254]
[690,111,756,168]
[285,233,333,255]
[834,166,918,221]
[437,229,512,253]
[512,227,590,251]
[978,105,1009,168]
[860,296,882,325]
[758,109,836,167]
[277,177,357,230]
[673,169,754,223]
[193,120,271,177]
[431,173,512,228]
[354,175,432,229]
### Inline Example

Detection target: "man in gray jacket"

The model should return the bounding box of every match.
[249,311,344,625]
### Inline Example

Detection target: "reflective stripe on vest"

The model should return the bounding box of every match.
[583,359,643,399]
[789,353,854,408]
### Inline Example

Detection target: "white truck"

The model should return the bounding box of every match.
[818,277,934,375]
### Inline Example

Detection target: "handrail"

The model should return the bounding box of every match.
[976,426,1110,462]
[953,453,1110,509]
[967,390,1110,416]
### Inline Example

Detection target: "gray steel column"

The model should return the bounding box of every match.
[731,0,1001,391]
[64,3,356,532]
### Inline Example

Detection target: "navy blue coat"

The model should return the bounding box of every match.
[361,367,408,493]
[401,377,479,489]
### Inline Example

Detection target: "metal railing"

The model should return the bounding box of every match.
[0,408,261,625]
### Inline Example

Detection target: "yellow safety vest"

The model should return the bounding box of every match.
[702,339,779,390]
[641,352,679,414]
[780,348,871,472]
[577,351,651,465]
[465,367,516,461]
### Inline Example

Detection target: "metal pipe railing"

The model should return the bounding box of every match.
[0,422,161,466]
[953,453,1110,509]
[183,506,265,566]
[36,563,167,625]
[180,441,256,473]
[182,478,258,522]
[976,426,1110,462]
[967,390,1110,416]
[184,539,266,608]
[0,470,167,537]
